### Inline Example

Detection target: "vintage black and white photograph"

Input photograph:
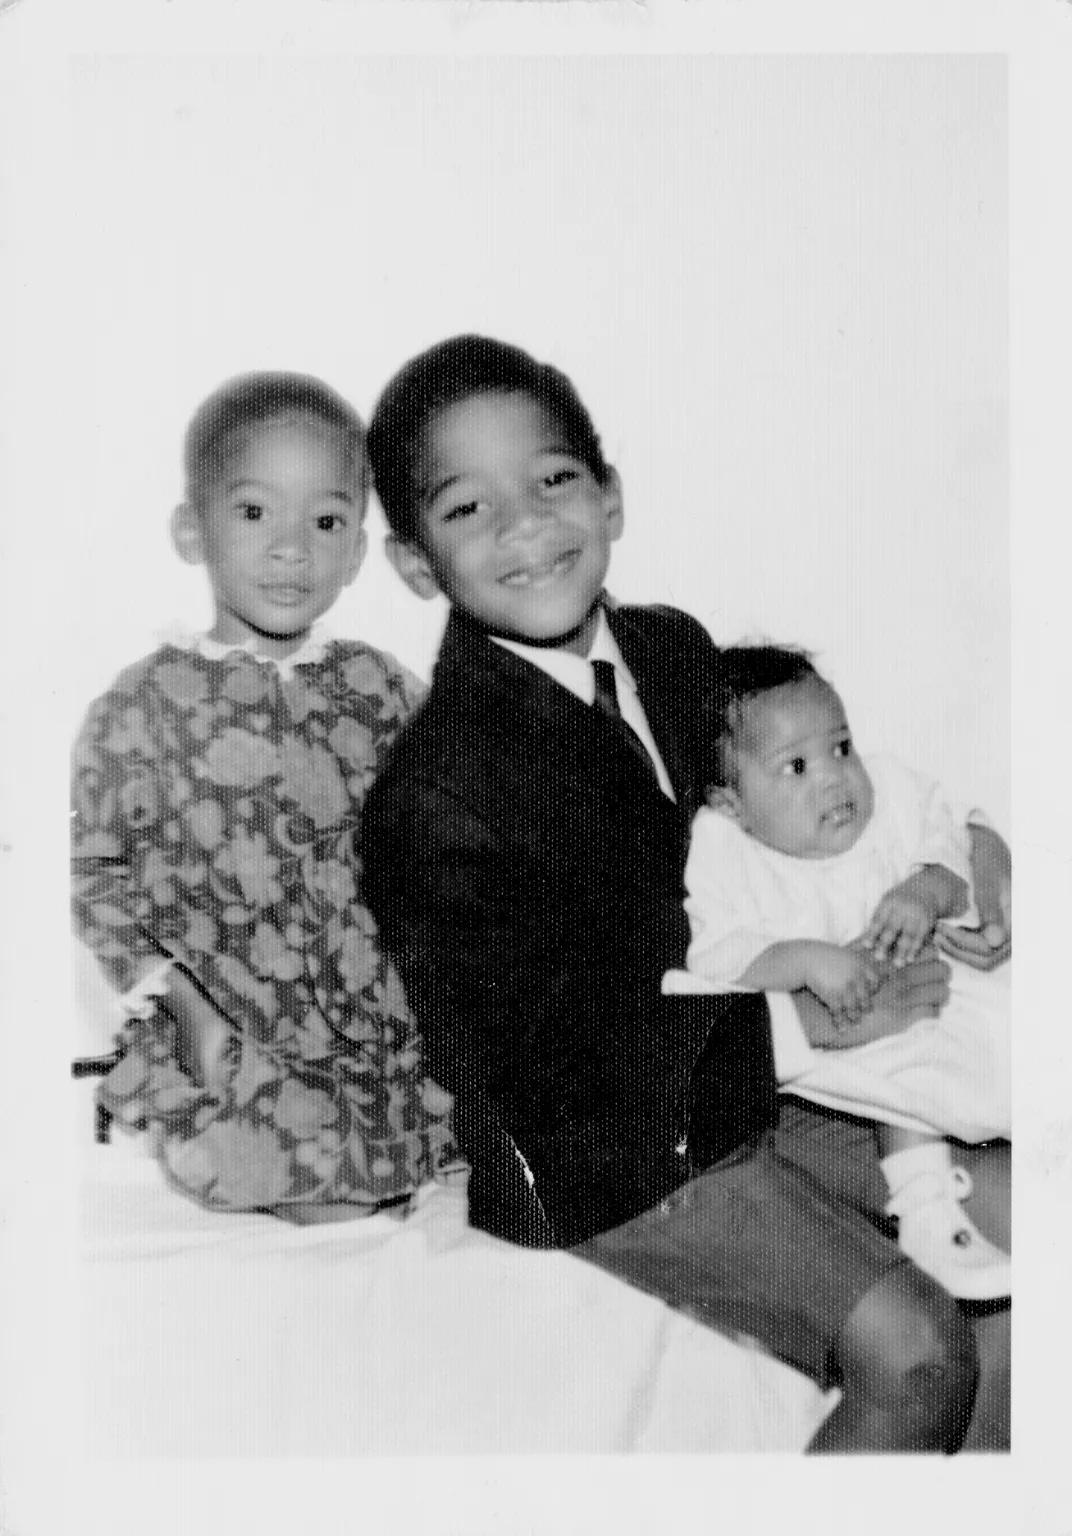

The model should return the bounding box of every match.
[1,2,1067,1532]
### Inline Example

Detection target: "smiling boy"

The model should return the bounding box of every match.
[362,335,1010,1452]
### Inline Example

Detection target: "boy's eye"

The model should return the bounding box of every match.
[833,738,852,759]
[316,513,345,532]
[237,502,264,521]
[542,467,578,490]
[781,757,808,777]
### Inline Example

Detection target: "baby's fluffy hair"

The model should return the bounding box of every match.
[183,372,368,508]
[366,334,612,545]
[703,643,821,788]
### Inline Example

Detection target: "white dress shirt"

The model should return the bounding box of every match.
[494,612,675,798]
[492,612,815,1083]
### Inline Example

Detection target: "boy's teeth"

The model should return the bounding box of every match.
[502,554,573,587]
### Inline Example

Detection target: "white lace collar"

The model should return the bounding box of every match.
[159,623,332,682]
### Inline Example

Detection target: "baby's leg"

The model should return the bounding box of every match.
[877,1124,932,1158]
[877,1126,1010,1300]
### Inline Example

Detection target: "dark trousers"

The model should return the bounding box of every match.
[574,1098,906,1388]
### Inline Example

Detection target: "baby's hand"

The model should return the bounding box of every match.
[803,944,883,1029]
[861,880,939,967]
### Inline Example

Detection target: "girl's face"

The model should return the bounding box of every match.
[173,418,367,658]
[717,677,874,859]
[389,391,623,656]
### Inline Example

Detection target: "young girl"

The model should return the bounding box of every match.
[71,372,456,1217]
[665,644,1010,1298]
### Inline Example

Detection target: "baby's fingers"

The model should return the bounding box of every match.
[865,914,901,965]
[891,921,926,967]
[859,908,887,954]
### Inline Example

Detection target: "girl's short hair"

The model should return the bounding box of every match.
[183,372,367,508]
[366,335,611,545]
[703,644,821,788]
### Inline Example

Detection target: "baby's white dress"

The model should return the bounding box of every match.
[668,755,1009,1142]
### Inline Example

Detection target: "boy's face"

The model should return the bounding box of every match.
[387,391,623,656]
[173,417,367,658]
[714,678,874,859]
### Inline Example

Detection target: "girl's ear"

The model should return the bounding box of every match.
[601,466,625,542]
[341,526,369,589]
[171,503,206,566]
[385,535,442,601]
[706,784,744,823]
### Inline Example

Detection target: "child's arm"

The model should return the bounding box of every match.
[861,863,969,967]
[680,812,879,1026]
[71,688,178,997]
[72,678,237,1117]
[875,756,1010,971]
[740,940,882,1028]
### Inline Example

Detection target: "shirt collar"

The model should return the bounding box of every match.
[159,622,332,681]
[491,606,636,706]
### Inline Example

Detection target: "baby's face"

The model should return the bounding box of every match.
[723,678,874,859]
[193,417,367,657]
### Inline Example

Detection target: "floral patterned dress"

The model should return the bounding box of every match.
[71,631,458,1212]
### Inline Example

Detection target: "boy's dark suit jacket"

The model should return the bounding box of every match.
[364,603,779,1249]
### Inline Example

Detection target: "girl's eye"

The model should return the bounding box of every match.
[782,757,808,777]
[441,500,481,523]
[237,502,264,521]
[316,514,344,532]
[833,738,852,759]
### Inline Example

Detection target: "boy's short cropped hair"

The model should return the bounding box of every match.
[703,644,820,788]
[367,334,612,546]
[183,372,368,509]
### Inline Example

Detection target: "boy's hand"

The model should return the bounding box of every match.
[936,916,1010,970]
[938,824,1012,971]
[802,943,882,1029]
[795,948,951,1050]
[861,876,940,967]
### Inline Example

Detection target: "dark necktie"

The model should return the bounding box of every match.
[591,660,658,782]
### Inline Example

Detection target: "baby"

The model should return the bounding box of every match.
[71,372,455,1216]
[667,645,1010,1298]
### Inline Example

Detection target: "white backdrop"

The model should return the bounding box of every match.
[63,52,1008,818]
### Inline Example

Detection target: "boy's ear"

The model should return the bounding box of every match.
[602,466,625,541]
[171,503,206,566]
[341,525,369,589]
[706,784,744,822]
[385,535,442,601]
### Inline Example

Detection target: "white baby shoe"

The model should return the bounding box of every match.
[886,1164,1011,1301]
